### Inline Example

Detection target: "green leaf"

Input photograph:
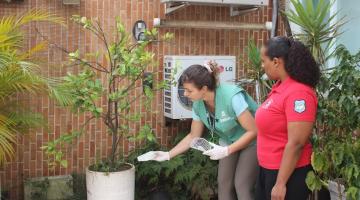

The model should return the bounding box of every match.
[60,160,68,168]
[331,145,344,166]
[346,186,359,200]
[69,50,79,60]
[306,171,323,191]
[312,152,327,172]
[55,151,63,161]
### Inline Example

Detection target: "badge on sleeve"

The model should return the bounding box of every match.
[294,100,306,113]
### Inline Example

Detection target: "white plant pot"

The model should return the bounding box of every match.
[86,163,135,200]
[328,180,346,200]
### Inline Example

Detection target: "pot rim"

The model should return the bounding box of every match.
[86,162,134,174]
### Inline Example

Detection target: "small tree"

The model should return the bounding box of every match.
[42,15,173,171]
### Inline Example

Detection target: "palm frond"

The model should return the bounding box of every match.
[0,51,13,68]
[20,41,48,60]
[0,16,23,49]
[0,128,16,165]
[286,0,346,66]
[0,9,64,51]
[0,115,16,165]
[247,39,262,73]
[0,10,64,165]
[0,68,45,100]
[15,10,64,27]
[7,111,44,131]
[43,76,75,106]
[0,114,15,127]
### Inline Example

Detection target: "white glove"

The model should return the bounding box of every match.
[203,145,229,160]
[137,151,170,162]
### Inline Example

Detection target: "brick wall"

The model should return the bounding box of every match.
[0,0,283,199]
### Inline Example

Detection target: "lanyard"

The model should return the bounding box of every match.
[206,111,216,142]
[205,91,217,143]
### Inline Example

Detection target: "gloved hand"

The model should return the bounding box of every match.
[203,145,229,160]
[153,151,170,161]
[137,151,170,162]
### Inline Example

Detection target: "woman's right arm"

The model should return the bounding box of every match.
[143,120,204,162]
[169,120,204,158]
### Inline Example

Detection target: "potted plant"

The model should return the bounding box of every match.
[305,46,360,200]
[42,15,173,200]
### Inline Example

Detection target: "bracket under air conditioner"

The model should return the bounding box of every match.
[165,2,190,15]
[230,5,260,16]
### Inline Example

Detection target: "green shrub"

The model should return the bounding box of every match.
[306,46,360,200]
[127,132,218,200]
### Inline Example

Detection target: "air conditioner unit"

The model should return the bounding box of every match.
[164,56,236,119]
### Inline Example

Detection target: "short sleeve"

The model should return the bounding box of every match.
[192,108,201,121]
[231,93,249,117]
[285,91,317,122]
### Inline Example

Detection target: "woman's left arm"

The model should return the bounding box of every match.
[203,109,257,160]
[203,93,257,160]
[271,121,314,200]
[227,110,257,154]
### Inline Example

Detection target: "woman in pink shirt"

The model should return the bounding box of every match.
[255,36,320,200]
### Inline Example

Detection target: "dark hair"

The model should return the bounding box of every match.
[265,36,320,88]
[180,61,220,91]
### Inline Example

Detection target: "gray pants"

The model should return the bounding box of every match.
[218,144,259,200]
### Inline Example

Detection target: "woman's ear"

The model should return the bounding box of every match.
[273,57,280,67]
[201,85,209,92]
[276,57,286,68]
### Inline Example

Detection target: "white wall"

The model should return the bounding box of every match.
[337,0,360,54]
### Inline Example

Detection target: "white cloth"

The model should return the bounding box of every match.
[137,151,170,162]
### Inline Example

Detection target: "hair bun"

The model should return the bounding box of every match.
[204,60,219,73]
[203,62,213,73]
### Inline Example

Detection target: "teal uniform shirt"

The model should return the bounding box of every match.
[192,84,258,145]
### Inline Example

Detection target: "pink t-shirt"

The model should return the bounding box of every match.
[255,77,317,169]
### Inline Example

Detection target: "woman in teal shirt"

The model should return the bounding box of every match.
[144,61,259,199]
